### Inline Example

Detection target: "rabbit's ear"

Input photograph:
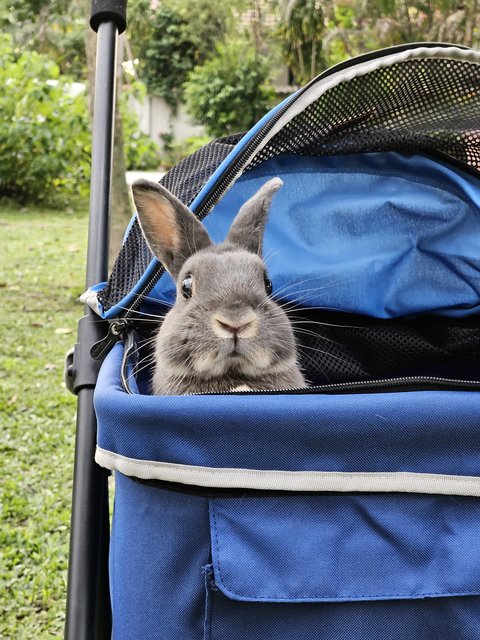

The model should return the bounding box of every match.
[225,177,283,255]
[132,180,212,279]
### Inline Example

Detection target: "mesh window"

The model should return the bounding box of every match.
[250,57,480,171]
[291,310,480,385]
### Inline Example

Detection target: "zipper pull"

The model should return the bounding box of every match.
[91,319,131,360]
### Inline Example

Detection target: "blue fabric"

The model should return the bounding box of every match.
[207,586,480,640]
[96,343,480,478]
[110,473,210,640]
[110,474,480,639]
[206,494,480,638]
[187,94,297,213]
[102,150,480,637]
[145,152,480,319]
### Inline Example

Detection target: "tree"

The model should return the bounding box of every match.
[276,0,330,84]
[184,39,276,138]
[8,0,141,261]
[321,1,480,66]
[136,0,233,105]
[0,0,87,77]
[270,1,480,84]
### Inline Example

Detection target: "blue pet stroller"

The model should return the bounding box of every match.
[65,4,480,639]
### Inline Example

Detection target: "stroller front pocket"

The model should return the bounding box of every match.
[205,493,480,640]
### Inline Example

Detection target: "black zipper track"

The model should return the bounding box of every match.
[199,376,480,396]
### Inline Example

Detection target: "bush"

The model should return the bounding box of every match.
[0,34,160,205]
[142,4,196,106]
[124,127,161,171]
[184,40,276,138]
[0,34,91,206]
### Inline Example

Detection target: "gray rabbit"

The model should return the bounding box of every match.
[132,177,306,395]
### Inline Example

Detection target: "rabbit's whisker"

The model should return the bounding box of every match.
[271,275,352,300]
[117,308,167,320]
[127,357,156,381]
[286,317,363,330]
[131,292,174,306]
[290,330,344,347]
[283,303,353,313]
[126,347,156,367]
[296,344,350,364]
[130,351,156,368]
[131,339,158,353]
[263,247,284,265]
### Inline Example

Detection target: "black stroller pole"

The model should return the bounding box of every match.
[65,2,127,639]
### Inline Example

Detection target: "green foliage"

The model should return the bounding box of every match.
[119,81,161,171]
[184,40,276,138]
[126,0,155,50]
[142,4,194,104]
[271,0,480,84]
[276,0,329,84]
[0,0,86,78]
[0,34,158,205]
[139,0,231,105]
[172,0,235,65]
[0,33,90,206]
[0,203,88,637]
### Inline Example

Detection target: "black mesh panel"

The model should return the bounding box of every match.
[250,58,480,170]
[131,310,480,389]
[291,310,480,385]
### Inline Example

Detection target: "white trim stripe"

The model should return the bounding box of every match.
[95,447,480,496]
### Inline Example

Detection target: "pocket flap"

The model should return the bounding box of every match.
[209,493,480,603]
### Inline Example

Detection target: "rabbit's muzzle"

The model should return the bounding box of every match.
[211,311,259,340]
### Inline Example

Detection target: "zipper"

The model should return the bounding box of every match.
[91,318,132,360]
[192,376,480,396]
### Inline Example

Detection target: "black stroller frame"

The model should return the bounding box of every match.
[65,2,127,638]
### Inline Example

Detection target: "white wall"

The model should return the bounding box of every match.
[133,95,206,150]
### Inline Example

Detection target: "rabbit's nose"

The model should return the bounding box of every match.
[212,312,258,339]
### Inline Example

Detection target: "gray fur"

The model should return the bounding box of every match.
[132,177,306,395]
[226,177,283,255]
[132,179,212,279]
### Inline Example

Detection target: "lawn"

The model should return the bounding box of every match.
[0,202,89,638]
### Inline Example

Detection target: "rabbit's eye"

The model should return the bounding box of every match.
[264,275,273,296]
[181,275,193,299]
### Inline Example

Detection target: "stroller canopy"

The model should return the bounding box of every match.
[93,43,480,322]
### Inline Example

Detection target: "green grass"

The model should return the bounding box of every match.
[0,203,89,638]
